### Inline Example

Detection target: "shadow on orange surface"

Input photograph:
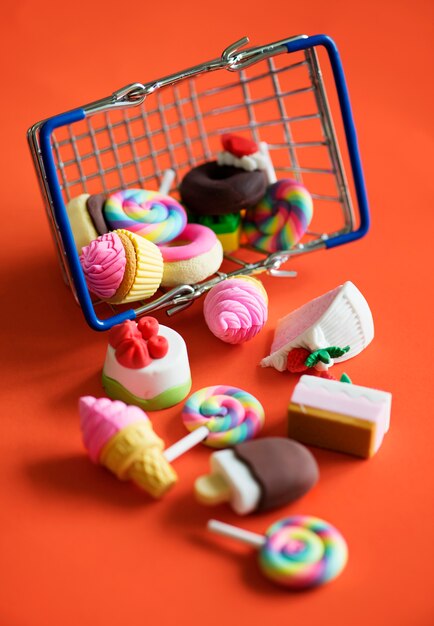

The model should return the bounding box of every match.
[25,454,152,509]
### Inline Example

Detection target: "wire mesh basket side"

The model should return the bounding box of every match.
[29,35,369,330]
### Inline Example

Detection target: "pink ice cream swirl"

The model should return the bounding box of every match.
[203,277,268,344]
[80,232,126,299]
[79,396,148,463]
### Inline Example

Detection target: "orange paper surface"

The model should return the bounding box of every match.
[1,2,433,625]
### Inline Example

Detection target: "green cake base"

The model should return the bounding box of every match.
[102,374,192,411]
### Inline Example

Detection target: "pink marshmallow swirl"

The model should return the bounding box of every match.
[80,232,126,299]
[79,396,148,463]
[203,277,268,344]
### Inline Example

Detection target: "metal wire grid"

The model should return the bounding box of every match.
[28,42,361,324]
[48,48,353,249]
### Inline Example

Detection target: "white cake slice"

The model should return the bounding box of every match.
[261,281,374,371]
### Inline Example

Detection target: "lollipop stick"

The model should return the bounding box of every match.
[259,142,277,185]
[159,169,176,195]
[163,425,210,462]
[207,519,265,548]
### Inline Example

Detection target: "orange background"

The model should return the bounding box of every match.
[1,2,434,625]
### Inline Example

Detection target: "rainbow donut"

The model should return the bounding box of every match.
[158,224,223,287]
[259,515,348,589]
[104,188,187,245]
[182,385,265,448]
[243,179,313,253]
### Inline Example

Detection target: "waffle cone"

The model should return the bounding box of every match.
[100,422,158,469]
[99,421,177,498]
[127,447,178,498]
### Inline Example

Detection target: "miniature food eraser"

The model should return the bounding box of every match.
[195,437,318,515]
[80,230,163,304]
[79,396,177,498]
[243,179,313,253]
[261,281,374,372]
[102,318,191,411]
[288,375,392,458]
[103,188,187,244]
[207,516,348,589]
[203,276,268,344]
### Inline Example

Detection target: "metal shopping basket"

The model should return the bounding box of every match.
[28,34,370,331]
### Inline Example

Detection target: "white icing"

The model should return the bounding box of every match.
[216,150,268,172]
[261,282,374,371]
[293,375,392,436]
[210,449,261,515]
[297,375,391,407]
[103,324,191,399]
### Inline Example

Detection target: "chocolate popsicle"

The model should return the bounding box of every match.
[195,437,318,515]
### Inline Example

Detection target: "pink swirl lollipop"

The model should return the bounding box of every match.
[203,276,268,344]
[208,515,348,590]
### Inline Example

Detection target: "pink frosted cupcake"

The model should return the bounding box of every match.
[203,276,268,344]
[79,230,163,304]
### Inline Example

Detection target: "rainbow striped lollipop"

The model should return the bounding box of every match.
[208,515,348,590]
[243,179,313,253]
[104,188,187,245]
[163,386,264,462]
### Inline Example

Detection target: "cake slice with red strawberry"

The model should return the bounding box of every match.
[261,282,374,372]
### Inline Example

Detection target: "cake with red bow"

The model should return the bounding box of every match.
[102,317,192,411]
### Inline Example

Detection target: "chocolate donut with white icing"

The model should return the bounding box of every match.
[180,161,267,216]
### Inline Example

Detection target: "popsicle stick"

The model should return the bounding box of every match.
[163,425,210,462]
[259,142,277,184]
[159,169,176,195]
[207,519,266,548]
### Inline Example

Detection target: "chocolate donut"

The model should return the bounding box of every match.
[180,161,267,216]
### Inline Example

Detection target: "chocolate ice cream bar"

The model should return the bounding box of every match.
[195,437,318,515]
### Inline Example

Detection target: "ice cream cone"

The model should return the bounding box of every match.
[127,446,178,498]
[99,421,177,498]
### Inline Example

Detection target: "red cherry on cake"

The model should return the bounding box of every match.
[147,334,169,359]
[137,316,160,340]
[221,134,258,158]
[109,320,141,349]
[115,337,151,369]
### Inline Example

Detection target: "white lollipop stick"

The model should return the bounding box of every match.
[163,425,210,462]
[207,519,265,548]
[259,142,277,184]
[159,169,176,195]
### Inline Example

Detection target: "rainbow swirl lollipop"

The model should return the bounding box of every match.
[208,515,348,590]
[104,188,187,244]
[243,179,313,253]
[259,516,348,588]
[182,385,265,448]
